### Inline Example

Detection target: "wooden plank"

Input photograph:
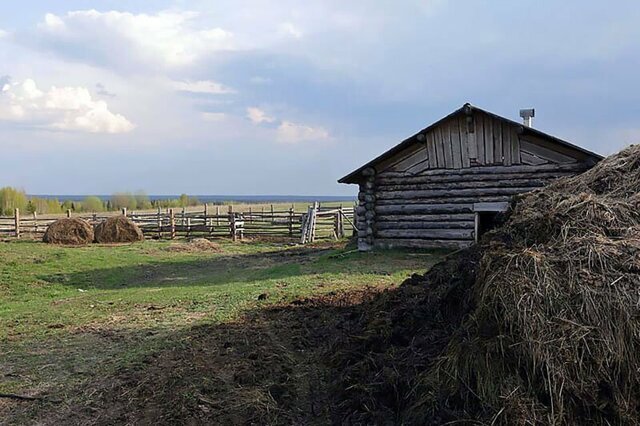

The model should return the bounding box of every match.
[520,132,591,162]
[376,178,550,191]
[377,229,474,240]
[469,125,480,163]
[484,115,494,164]
[494,118,503,164]
[375,204,473,215]
[376,213,476,222]
[473,202,510,212]
[460,117,471,168]
[426,131,438,169]
[374,238,472,250]
[439,126,453,168]
[376,142,426,173]
[404,160,431,175]
[511,127,521,164]
[376,162,588,178]
[502,122,512,166]
[450,120,463,169]
[435,127,446,168]
[376,221,474,230]
[375,187,542,200]
[375,195,515,206]
[475,112,485,165]
[520,139,577,164]
[388,147,429,172]
[521,151,549,165]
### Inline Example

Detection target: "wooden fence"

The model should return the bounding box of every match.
[0,204,356,243]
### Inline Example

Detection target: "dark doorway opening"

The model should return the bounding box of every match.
[476,211,500,239]
[473,202,510,242]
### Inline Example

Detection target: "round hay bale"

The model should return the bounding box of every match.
[94,215,144,243]
[43,218,94,245]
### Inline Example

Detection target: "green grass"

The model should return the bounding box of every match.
[0,239,444,405]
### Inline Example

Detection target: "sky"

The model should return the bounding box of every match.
[1,1,639,196]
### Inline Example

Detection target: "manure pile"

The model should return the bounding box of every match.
[332,145,640,425]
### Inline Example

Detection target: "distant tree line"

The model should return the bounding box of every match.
[0,187,202,215]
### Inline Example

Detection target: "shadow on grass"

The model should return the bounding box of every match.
[37,245,442,291]
[2,288,380,425]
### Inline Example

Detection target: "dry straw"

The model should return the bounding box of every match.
[335,145,640,425]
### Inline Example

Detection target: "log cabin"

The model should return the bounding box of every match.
[339,103,603,251]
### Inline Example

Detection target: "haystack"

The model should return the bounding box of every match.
[43,218,94,245]
[94,215,144,243]
[334,145,640,425]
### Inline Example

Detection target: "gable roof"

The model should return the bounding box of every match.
[338,103,603,184]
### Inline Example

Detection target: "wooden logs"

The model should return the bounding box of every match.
[358,167,377,251]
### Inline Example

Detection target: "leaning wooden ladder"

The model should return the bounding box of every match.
[300,202,318,244]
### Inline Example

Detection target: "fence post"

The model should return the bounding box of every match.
[311,202,318,243]
[33,211,38,234]
[122,207,127,217]
[67,209,71,218]
[216,206,220,226]
[186,217,191,238]
[338,205,345,238]
[288,207,294,237]
[14,208,20,238]
[270,204,274,224]
[169,209,176,239]
[157,206,162,239]
[203,203,209,234]
[229,205,237,241]
[181,208,186,226]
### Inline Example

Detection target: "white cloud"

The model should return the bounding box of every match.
[172,80,235,95]
[277,120,329,144]
[0,29,8,39]
[246,107,275,124]
[37,10,234,67]
[278,22,303,38]
[245,106,329,143]
[0,78,134,134]
[41,13,65,31]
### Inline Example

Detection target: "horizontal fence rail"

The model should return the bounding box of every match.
[0,203,356,243]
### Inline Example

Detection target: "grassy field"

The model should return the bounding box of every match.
[0,238,444,424]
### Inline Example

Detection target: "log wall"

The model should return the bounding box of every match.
[369,163,590,250]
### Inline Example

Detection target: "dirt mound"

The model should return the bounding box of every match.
[332,145,640,425]
[166,238,222,253]
[94,216,144,243]
[43,218,94,245]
